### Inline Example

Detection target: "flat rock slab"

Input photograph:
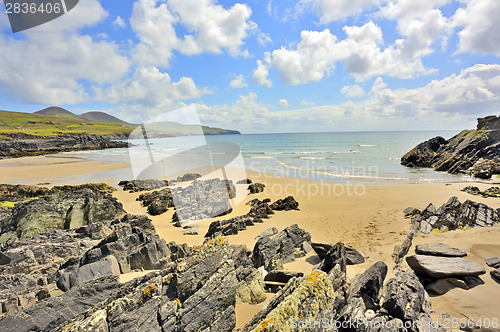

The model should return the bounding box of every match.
[415,243,467,257]
[406,255,485,278]
[485,257,500,268]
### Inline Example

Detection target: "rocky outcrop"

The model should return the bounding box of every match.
[205,197,299,238]
[312,242,365,266]
[462,185,500,198]
[118,179,168,192]
[485,257,500,268]
[137,187,174,216]
[0,185,124,243]
[401,115,500,178]
[0,133,129,159]
[409,196,500,234]
[252,224,312,271]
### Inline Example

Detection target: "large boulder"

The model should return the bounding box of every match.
[406,255,486,278]
[350,261,388,310]
[312,242,365,266]
[57,256,120,291]
[252,224,312,271]
[485,257,500,268]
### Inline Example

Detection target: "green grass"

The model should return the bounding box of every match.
[0,110,132,137]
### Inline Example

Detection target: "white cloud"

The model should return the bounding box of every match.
[94,67,211,108]
[113,16,126,29]
[299,0,383,23]
[198,64,500,132]
[300,99,315,106]
[278,99,289,107]
[257,32,273,46]
[130,0,179,67]
[271,29,338,85]
[168,0,254,57]
[452,0,500,56]
[229,74,248,88]
[341,85,366,98]
[253,59,272,87]
[267,22,434,85]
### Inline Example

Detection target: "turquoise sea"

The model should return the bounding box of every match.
[60,130,473,184]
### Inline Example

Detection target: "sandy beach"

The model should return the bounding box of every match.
[2,155,500,329]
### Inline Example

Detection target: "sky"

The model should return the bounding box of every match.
[0,0,500,133]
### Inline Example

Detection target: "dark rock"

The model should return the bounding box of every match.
[382,269,431,322]
[248,183,265,194]
[406,254,486,278]
[313,242,365,266]
[319,242,347,273]
[417,196,500,234]
[237,179,252,184]
[264,270,303,283]
[177,173,201,181]
[401,116,500,178]
[0,252,11,265]
[269,196,299,211]
[485,257,500,268]
[350,261,387,310]
[0,276,120,332]
[462,185,500,198]
[57,256,120,291]
[252,224,311,271]
[491,268,500,282]
[118,179,168,192]
[415,242,467,257]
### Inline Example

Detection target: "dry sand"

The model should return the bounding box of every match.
[2,155,500,329]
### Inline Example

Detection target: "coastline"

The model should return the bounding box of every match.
[2,155,500,327]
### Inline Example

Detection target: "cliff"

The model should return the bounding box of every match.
[401,116,500,179]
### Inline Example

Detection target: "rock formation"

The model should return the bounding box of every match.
[401,115,500,178]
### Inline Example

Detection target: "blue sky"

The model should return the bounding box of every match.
[0,0,500,133]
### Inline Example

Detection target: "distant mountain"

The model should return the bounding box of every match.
[79,111,135,128]
[34,106,79,119]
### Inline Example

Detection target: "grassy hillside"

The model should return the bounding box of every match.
[34,106,80,119]
[0,110,132,138]
[79,111,135,128]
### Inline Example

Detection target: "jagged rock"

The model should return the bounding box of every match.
[255,227,278,241]
[137,188,174,216]
[415,196,500,234]
[252,224,312,271]
[0,276,120,332]
[235,268,267,305]
[424,278,468,295]
[491,268,500,282]
[319,242,347,273]
[415,243,467,257]
[237,179,252,184]
[382,269,431,323]
[392,221,419,266]
[350,261,387,310]
[118,179,168,192]
[403,207,420,218]
[264,270,303,283]
[461,185,500,198]
[485,257,500,268]
[269,196,299,211]
[406,254,486,278]
[242,270,340,332]
[401,116,500,178]
[313,242,365,267]
[248,183,265,194]
[57,256,120,291]
[0,187,125,242]
[177,173,201,181]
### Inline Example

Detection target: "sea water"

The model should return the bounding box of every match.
[59,130,472,184]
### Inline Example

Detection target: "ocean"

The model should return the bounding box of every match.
[59,130,473,184]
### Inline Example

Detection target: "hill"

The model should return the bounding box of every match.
[34,106,79,119]
[0,110,132,138]
[79,111,135,128]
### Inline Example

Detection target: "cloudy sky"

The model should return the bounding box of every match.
[0,0,499,133]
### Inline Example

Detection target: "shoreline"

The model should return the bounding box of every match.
[1,155,500,326]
